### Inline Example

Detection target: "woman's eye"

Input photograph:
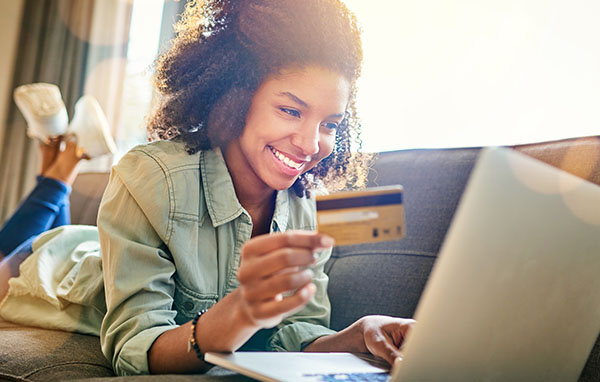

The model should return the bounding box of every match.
[280,108,300,118]
[322,122,339,130]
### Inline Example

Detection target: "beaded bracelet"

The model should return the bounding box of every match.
[187,309,208,360]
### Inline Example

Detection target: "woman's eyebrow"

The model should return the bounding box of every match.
[278,91,309,108]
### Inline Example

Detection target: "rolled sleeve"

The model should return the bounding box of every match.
[110,323,175,375]
[268,322,336,352]
[267,246,336,351]
[97,150,179,376]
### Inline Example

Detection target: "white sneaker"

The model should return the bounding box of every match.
[13,83,69,141]
[68,95,117,158]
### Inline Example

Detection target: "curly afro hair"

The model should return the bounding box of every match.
[148,0,369,197]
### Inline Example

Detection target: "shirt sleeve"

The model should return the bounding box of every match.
[97,149,178,376]
[266,246,337,352]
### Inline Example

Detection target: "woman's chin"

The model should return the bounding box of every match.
[263,175,300,192]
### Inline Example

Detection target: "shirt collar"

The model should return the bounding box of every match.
[201,147,292,231]
[271,189,290,232]
[201,148,244,226]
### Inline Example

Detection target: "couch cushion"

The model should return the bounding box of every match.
[580,335,600,382]
[325,250,435,331]
[0,320,114,382]
[70,173,110,226]
[326,147,480,330]
[69,368,253,382]
[365,147,479,255]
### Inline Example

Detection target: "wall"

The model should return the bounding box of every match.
[0,0,25,148]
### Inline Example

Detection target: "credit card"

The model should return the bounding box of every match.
[316,185,405,246]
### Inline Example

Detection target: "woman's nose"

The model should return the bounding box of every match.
[291,122,320,156]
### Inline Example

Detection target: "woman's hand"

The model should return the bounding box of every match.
[149,231,333,374]
[358,315,415,364]
[236,231,334,329]
[304,315,415,365]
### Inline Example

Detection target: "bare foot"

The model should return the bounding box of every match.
[39,136,62,174]
[42,136,86,186]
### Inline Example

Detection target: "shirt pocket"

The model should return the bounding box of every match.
[173,277,218,325]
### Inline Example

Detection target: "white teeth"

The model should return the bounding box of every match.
[271,147,302,170]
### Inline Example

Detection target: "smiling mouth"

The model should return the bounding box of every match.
[269,146,304,170]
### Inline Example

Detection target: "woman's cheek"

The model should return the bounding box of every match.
[320,133,336,158]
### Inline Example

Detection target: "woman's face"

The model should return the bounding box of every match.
[226,66,351,193]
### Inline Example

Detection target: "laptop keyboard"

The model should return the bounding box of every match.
[311,372,389,381]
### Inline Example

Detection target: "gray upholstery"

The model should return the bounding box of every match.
[1,137,599,381]
[70,372,254,382]
[0,320,113,381]
[70,173,110,226]
[327,148,478,331]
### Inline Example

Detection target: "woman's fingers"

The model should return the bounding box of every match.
[247,283,317,322]
[360,316,416,365]
[238,247,316,283]
[235,231,333,328]
[241,231,333,260]
[238,231,333,283]
[366,332,403,365]
[242,268,314,303]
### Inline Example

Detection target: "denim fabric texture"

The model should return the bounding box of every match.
[0,176,70,257]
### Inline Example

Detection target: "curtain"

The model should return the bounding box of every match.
[0,0,133,225]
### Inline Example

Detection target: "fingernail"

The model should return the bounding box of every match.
[300,286,309,298]
[304,269,314,279]
[320,236,335,247]
[301,283,316,298]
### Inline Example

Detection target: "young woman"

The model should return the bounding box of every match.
[0,0,414,376]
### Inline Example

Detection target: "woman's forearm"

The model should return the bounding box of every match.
[148,288,258,374]
[303,317,367,353]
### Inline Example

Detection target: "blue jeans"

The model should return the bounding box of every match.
[0,176,71,258]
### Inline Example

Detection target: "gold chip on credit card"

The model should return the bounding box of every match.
[316,185,405,246]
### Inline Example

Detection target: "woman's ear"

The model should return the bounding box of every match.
[207,87,254,146]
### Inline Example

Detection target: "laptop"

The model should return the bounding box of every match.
[206,147,600,381]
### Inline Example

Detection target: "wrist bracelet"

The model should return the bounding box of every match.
[187,309,208,360]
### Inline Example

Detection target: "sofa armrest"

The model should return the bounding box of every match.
[513,135,600,186]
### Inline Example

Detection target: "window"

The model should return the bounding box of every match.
[343,0,600,152]
[112,0,165,162]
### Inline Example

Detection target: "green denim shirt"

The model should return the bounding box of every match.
[0,140,335,376]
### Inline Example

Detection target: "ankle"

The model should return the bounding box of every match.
[42,161,80,187]
[39,137,62,174]
[41,137,86,186]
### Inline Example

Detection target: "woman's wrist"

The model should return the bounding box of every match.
[230,288,262,332]
[195,288,261,353]
[149,289,263,374]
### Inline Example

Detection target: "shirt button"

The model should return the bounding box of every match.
[183,301,194,311]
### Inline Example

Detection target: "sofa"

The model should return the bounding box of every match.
[1,136,599,381]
